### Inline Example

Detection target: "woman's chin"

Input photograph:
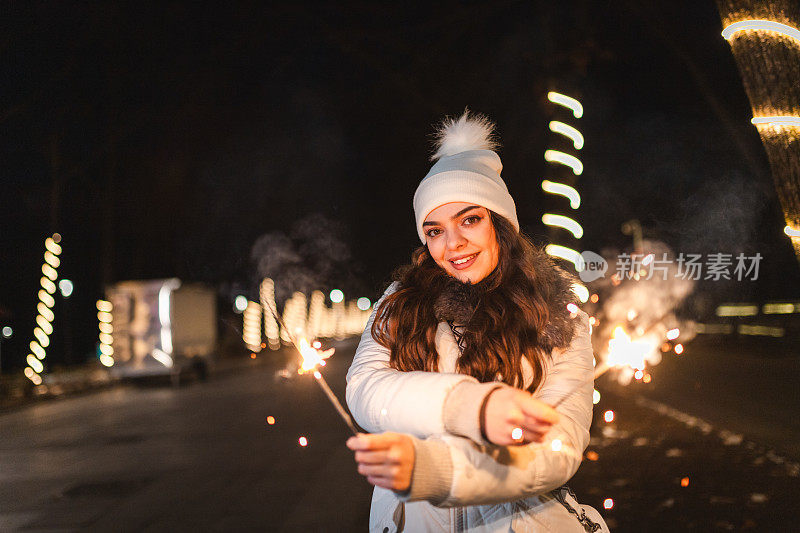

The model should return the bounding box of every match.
[448,269,483,284]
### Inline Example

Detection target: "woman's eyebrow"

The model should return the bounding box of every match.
[422,205,482,227]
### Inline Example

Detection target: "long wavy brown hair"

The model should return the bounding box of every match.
[371,212,574,392]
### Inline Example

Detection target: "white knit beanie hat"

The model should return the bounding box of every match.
[413,110,519,243]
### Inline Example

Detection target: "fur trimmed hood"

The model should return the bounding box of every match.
[432,247,580,352]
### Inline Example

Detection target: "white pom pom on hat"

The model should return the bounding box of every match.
[413,109,519,243]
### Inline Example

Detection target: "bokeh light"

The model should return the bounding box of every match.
[58,279,74,298]
[234,295,248,313]
[329,289,344,303]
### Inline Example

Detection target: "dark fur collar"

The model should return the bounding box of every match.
[432,249,580,351]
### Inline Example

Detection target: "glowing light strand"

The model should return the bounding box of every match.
[549,121,584,149]
[24,235,62,381]
[542,214,584,239]
[544,150,583,175]
[547,91,583,118]
[97,300,114,367]
[752,116,800,127]
[722,19,800,43]
[541,180,581,209]
[545,244,584,272]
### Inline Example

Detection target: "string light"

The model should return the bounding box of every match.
[44,237,62,255]
[243,301,263,352]
[36,315,52,335]
[33,328,49,348]
[571,283,589,304]
[547,91,583,118]
[541,180,581,209]
[23,235,62,383]
[39,290,55,308]
[752,116,800,127]
[37,303,54,322]
[30,342,45,361]
[43,251,60,268]
[545,244,584,272]
[548,121,584,149]
[763,303,796,314]
[96,300,114,367]
[306,290,325,341]
[715,304,758,317]
[542,214,584,239]
[27,355,44,373]
[260,279,281,350]
[544,150,583,175]
[40,276,57,294]
[722,19,800,43]
[785,225,800,237]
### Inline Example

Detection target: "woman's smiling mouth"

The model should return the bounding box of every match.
[449,252,479,269]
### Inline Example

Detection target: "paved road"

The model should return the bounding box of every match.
[630,334,800,458]
[0,339,371,532]
[2,334,798,531]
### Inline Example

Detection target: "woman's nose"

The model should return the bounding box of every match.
[446,229,467,249]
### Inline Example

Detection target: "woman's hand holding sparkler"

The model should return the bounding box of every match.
[347,432,415,492]
[483,387,560,445]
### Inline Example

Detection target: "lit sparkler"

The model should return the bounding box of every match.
[262,295,358,435]
[551,325,660,408]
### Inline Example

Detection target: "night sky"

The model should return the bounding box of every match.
[2,1,799,369]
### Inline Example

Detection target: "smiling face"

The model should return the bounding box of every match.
[423,202,500,284]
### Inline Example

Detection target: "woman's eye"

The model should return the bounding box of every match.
[426,228,442,238]
[463,215,482,225]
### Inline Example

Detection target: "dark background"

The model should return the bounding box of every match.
[2,1,798,370]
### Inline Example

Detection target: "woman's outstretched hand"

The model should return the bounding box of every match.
[347,432,415,492]
[483,387,560,445]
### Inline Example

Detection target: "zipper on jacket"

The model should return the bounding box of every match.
[451,506,463,532]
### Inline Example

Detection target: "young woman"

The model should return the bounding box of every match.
[346,111,607,532]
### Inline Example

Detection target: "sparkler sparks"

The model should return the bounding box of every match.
[297,337,334,374]
[261,293,359,436]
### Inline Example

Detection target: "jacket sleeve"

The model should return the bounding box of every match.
[346,281,485,438]
[402,310,595,506]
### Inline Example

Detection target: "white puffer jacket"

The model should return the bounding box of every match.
[346,281,607,532]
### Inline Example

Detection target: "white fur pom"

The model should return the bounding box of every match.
[430,109,498,161]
